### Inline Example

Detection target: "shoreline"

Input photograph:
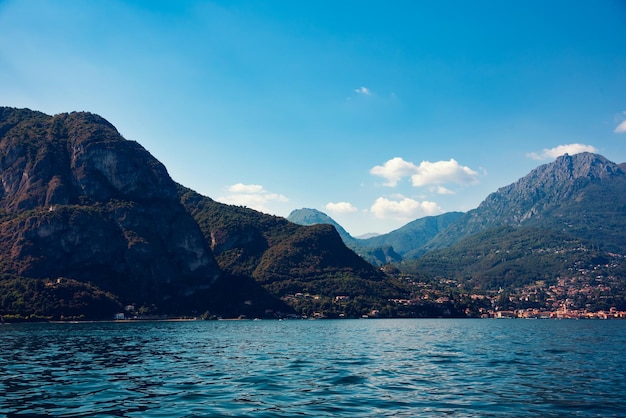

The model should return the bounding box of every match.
[3,314,626,325]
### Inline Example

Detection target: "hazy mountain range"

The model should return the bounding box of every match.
[290,152,626,301]
[290,152,626,259]
[288,208,464,263]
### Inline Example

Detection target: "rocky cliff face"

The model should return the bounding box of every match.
[0,109,178,209]
[0,107,221,313]
[478,152,625,223]
[424,153,626,253]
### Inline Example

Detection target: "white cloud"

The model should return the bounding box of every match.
[614,121,626,133]
[370,196,442,220]
[411,159,479,187]
[218,183,288,214]
[227,183,264,193]
[370,157,479,188]
[355,86,371,95]
[370,157,419,186]
[527,143,598,160]
[325,201,358,214]
[432,185,455,195]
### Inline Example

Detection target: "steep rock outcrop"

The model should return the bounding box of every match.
[0,107,221,313]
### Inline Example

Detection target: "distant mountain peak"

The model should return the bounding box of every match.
[534,152,623,183]
[356,232,380,240]
[287,208,355,242]
[426,152,626,253]
[480,152,624,213]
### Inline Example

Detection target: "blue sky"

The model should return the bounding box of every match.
[1,0,625,236]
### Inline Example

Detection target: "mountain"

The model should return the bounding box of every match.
[4,106,623,319]
[403,153,626,309]
[407,225,588,288]
[287,208,462,263]
[180,190,412,317]
[424,153,626,254]
[356,232,380,239]
[0,107,294,319]
[287,208,357,246]
[287,208,402,265]
[362,212,464,258]
[0,107,412,320]
[289,153,626,268]
[0,107,230,318]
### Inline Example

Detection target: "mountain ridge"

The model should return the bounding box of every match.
[399,152,626,311]
[424,152,626,253]
[0,106,411,319]
[1,106,625,319]
[0,107,224,316]
[179,187,411,317]
[287,152,626,311]
[287,151,626,262]
[287,208,463,262]
[287,208,402,265]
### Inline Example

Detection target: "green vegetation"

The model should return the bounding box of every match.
[399,225,626,313]
[0,276,122,321]
[287,208,463,264]
[178,186,431,318]
[404,226,581,289]
[1,108,625,320]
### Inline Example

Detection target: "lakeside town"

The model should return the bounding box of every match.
[279,251,626,320]
[488,306,626,319]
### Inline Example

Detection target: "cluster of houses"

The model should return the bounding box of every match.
[489,306,626,319]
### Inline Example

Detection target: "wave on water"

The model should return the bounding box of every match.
[1,319,625,417]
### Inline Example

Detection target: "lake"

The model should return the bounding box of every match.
[1,319,625,417]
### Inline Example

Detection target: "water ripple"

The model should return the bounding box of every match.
[1,319,626,417]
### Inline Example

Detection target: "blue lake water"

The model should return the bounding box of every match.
[1,318,625,417]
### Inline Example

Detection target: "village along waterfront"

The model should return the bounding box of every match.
[2,318,625,417]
